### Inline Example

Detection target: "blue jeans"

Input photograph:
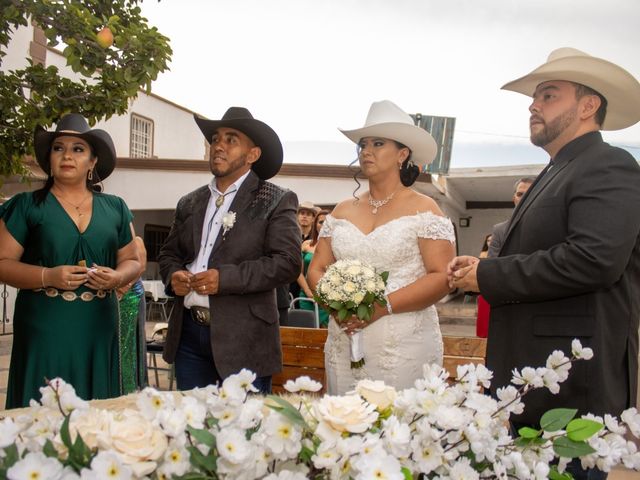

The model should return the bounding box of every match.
[174,308,272,394]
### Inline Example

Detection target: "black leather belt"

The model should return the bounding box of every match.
[189,306,210,326]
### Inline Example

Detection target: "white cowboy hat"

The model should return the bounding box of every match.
[501,47,640,131]
[339,100,438,166]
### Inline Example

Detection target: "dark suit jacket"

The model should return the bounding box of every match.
[477,132,640,425]
[158,171,302,378]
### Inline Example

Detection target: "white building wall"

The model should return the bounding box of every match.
[1,23,32,72]
[46,50,205,161]
[456,208,512,256]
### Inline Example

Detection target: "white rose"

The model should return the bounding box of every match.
[69,408,111,449]
[343,282,356,294]
[98,409,168,477]
[354,379,397,410]
[353,292,365,304]
[314,395,378,435]
[365,280,377,292]
[346,265,362,276]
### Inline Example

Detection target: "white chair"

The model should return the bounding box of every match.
[284,297,320,328]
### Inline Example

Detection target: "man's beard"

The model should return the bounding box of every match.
[530,106,577,147]
[210,153,248,177]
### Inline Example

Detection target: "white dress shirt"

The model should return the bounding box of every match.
[184,170,250,309]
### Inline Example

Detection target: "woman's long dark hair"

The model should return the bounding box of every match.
[32,143,103,205]
[310,210,330,247]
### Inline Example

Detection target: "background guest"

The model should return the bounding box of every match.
[296,209,330,327]
[289,201,318,300]
[487,177,534,258]
[479,234,492,259]
[0,114,140,408]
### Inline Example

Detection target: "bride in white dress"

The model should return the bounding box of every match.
[308,100,456,394]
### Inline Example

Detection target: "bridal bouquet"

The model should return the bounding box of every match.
[314,259,388,368]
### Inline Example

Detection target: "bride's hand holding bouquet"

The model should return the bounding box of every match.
[314,259,388,368]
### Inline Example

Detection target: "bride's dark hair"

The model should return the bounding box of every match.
[394,141,420,187]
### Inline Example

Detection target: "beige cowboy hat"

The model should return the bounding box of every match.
[501,47,640,131]
[297,201,319,214]
[339,100,438,166]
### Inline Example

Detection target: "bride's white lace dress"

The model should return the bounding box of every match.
[320,212,456,394]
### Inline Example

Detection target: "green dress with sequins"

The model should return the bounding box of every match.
[1,191,133,409]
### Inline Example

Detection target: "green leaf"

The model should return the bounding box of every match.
[338,308,350,321]
[566,419,604,441]
[514,436,547,448]
[60,415,73,449]
[345,301,356,310]
[329,301,343,311]
[187,425,216,448]
[553,436,596,458]
[401,466,414,480]
[380,271,390,282]
[187,445,217,472]
[1,444,19,468]
[357,303,370,320]
[549,465,574,480]
[43,439,59,458]
[518,426,541,439]
[541,408,578,432]
[266,395,309,429]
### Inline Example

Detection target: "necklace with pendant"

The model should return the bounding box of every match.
[215,188,237,208]
[368,190,397,214]
[54,191,92,217]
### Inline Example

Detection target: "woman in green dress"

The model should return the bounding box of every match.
[296,210,330,327]
[0,114,141,409]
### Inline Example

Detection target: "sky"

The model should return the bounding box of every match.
[139,0,640,168]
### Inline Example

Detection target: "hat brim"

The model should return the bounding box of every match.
[33,128,117,182]
[501,56,640,131]
[194,115,283,180]
[339,122,438,166]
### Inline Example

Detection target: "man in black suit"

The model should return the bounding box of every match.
[158,107,301,393]
[448,48,640,448]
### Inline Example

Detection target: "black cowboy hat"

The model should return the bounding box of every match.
[194,107,283,180]
[34,113,117,182]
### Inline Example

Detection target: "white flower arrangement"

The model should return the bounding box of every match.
[2,340,640,480]
[221,211,236,237]
[314,259,388,368]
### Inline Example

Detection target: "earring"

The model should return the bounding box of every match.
[88,169,94,181]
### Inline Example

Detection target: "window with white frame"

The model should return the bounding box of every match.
[130,114,154,158]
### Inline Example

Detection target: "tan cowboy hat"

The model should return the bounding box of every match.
[339,100,438,166]
[34,113,117,182]
[297,201,319,214]
[502,47,640,131]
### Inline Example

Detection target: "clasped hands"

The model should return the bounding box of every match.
[45,264,122,291]
[446,255,481,292]
[171,269,219,296]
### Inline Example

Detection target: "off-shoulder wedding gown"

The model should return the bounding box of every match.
[320,212,456,394]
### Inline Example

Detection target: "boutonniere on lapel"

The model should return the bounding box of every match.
[221,211,236,239]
